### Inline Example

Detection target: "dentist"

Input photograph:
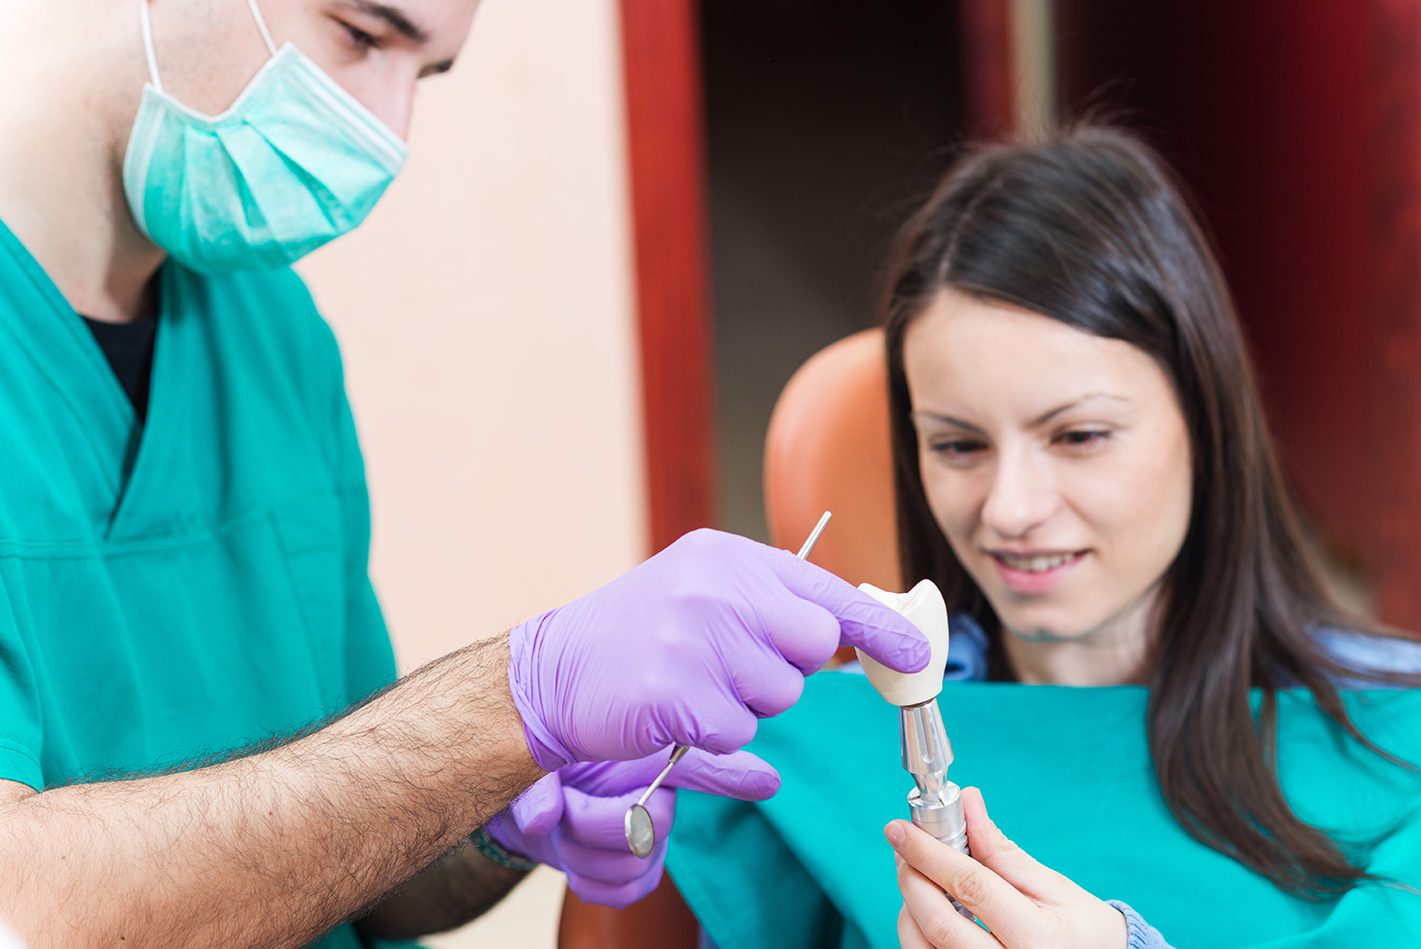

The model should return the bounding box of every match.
[0,2,928,946]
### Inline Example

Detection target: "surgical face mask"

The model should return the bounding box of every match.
[122,0,408,273]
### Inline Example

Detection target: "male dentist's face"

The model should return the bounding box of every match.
[148,0,480,140]
[904,288,1194,648]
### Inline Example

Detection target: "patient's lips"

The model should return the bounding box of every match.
[987,547,1089,595]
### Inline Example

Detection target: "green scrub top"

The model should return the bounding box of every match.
[0,219,417,949]
[668,674,1421,949]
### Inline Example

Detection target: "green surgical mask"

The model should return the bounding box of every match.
[122,0,408,273]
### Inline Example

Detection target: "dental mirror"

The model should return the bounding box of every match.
[624,745,688,858]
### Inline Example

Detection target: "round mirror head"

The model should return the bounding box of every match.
[625,803,656,858]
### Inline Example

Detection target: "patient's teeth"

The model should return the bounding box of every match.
[1000,552,1075,573]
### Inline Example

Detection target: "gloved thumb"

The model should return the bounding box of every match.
[510,771,566,836]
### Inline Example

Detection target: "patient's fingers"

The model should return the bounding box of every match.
[898,905,934,949]
[889,820,1041,945]
[897,859,1000,948]
[960,787,1075,902]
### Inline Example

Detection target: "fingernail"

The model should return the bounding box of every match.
[884,820,907,848]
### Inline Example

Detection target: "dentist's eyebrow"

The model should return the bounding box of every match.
[339,0,430,44]
[338,1,457,75]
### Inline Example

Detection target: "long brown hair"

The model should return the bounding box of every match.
[881,124,1417,898]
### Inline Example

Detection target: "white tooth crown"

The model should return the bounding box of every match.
[854,579,951,707]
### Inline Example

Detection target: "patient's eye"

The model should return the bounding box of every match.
[928,438,987,460]
[1055,428,1112,453]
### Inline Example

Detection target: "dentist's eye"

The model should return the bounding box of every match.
[339,21,381,52]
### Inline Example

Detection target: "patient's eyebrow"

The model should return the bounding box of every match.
[912,392,1129,433]
[912,411,986,435]
[1029,392,1129,427]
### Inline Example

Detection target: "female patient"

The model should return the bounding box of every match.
[557,125,1421,948]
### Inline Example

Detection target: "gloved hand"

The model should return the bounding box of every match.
[489,747,778,907]
[509,528,929,770]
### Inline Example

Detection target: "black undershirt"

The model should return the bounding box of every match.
[82,315,157,422]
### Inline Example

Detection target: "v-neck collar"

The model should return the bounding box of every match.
[0,218,195,541]
[107,264,198,541]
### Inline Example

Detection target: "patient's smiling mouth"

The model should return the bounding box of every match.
[987,548,1090,595]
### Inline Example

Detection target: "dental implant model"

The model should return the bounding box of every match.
[855,579,973,917]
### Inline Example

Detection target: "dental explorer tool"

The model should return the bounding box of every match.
[855,579,974,919]
[624,510,834,858]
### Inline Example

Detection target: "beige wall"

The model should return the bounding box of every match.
[299,0,642,944]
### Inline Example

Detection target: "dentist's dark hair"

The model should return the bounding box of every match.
[880,123,1418,898]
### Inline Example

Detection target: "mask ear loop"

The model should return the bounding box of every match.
[138,0,278,95]
[244,0,279,57]
[138,0,164,92]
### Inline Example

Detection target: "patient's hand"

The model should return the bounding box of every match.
[887,787,1128,949]
[490,748,779,908]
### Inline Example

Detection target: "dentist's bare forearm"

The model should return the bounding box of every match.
[0,635,543,949]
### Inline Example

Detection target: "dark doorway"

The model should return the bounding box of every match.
[701,1,969,540]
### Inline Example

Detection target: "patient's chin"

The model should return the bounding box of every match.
[993,603,1101,644]
[1003,623,1089,644]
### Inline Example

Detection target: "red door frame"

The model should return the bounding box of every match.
[618,0,1016,558]
[618,0,717,555]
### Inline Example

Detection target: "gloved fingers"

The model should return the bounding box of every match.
[553,747,780,802]
[731,653,807,716]
[486,811,527,858]
[762,548,930,673]
[554,822,670,885]
[659,693,759,755]
[509,771,566,836]
[660,747,780,800]
[748,593,840,679]
[560,784,674,851]
[564,841,669,908]
[554,756,670,798]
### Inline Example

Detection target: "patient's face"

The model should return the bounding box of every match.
[903,289,1192,646]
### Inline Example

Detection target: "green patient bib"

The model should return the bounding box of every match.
[668,673,1421,949]
[0,219,408,949]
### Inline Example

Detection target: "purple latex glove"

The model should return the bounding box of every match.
[489,747,778,907]
[508,528,929,770]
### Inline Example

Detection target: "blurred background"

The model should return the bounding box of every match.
[299,0,1421,943]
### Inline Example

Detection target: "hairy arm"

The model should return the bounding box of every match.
[0,635,543,949]
[354,836,530,939]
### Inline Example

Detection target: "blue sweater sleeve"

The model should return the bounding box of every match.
[1108,900,1175,949]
